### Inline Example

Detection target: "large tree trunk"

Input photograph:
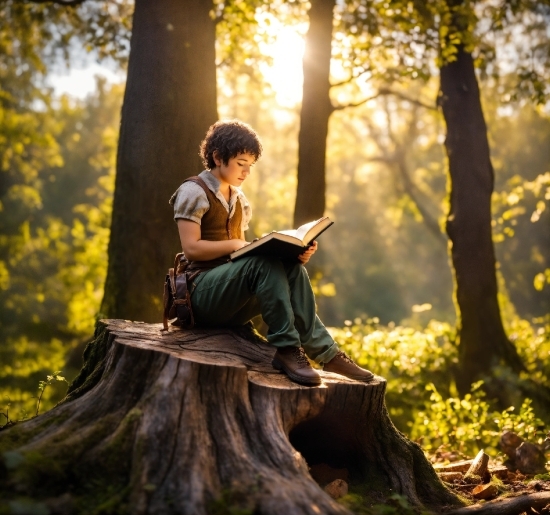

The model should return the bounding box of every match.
[101,0,218,322]
[439,48,525,397]
[293,0,335,228]
[0,320,461,514]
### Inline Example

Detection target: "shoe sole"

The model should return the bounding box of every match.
[272,358,322,386]
[350,373,375,382]
[323,369,375,382]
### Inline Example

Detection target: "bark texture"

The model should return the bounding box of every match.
[293,0,335,228]
[101,0,218,323]
[0,320,460,515]
[438,48,524,396]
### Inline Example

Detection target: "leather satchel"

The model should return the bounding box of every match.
[162,253,196,331]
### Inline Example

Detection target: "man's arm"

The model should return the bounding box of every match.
[177,219,248,261]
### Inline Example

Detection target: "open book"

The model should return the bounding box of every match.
[230,217,334,261]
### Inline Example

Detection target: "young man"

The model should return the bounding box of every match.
[170,119,374,386]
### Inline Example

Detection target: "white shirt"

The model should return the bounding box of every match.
[170,170,252,231]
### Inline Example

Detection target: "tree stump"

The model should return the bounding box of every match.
[0,320,461,514]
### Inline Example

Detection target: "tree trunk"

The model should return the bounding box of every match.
[101,0,218,322]
[0,320,461,515]
[293,0,335,228]
[439,48,524,397]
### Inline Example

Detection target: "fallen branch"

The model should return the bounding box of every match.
[445,491,550,515]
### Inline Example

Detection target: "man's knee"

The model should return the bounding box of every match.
[241,255,281,273]
[284,260,309,281]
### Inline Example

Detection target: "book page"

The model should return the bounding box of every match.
[293,219,320,242]
[296,218,331,244]
[276,229,298,238]
[268,217,331,245]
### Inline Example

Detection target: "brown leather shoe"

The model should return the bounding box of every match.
[323,351,374,382]
[272,346,321,386]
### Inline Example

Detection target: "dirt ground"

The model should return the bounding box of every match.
[431,448,550,513]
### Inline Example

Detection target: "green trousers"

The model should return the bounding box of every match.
[190,255,339,364]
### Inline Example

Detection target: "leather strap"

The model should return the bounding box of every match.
[184,176,211,197]
[183,176,232,271]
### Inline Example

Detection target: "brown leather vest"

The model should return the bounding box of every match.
[184,176,242,270]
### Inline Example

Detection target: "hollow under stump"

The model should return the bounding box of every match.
[0,320,462,514]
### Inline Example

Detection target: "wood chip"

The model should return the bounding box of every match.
[488,465,509,480]
[472,483,498,500]
[438,472,464,482]
[324,479,348,499]
[434,460,474,473]
[465,450,490,481]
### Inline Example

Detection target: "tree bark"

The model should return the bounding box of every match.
[0,320,461,515]
[101,0,218,322]
[293,0,335,228]
[438,47,525,397]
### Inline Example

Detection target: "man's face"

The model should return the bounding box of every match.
[215,152,256,188]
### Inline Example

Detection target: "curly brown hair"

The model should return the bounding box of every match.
[199,120,263,169]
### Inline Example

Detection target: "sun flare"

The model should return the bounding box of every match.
[260,24,306,107]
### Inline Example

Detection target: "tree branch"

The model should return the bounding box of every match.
[395,154,447,244]
[331,67,372,88]
[332,87,436,112]
[390,89,437,110]
[331,92,382,111]
[361,106,446,245]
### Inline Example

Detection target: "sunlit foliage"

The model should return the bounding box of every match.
[334,314,550,455]
[0,0,130,420]
[337,0,550,104]
[411,384,547,457]
[330,317,457,430]
[0,81,122,420]
[0,0,131,68]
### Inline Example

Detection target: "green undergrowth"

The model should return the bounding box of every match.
[331,315,550,459]
[0,321,111,429]
[508,315,550,395]
[411,384,548,457]
[330,318,458,431]
[0,338,79,425]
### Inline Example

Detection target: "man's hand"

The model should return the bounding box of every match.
[298,240,318,264]
[232,239,249,251]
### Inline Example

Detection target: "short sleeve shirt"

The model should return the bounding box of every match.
[170,170,252,232]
